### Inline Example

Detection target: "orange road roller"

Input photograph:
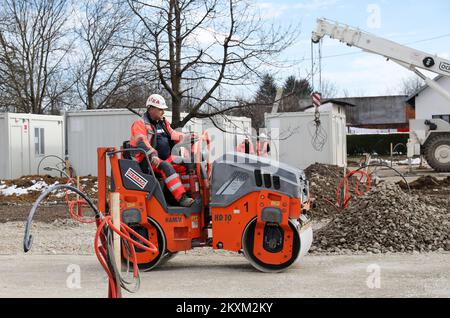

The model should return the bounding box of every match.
[97,134,313,273]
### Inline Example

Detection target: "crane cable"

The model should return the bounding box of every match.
[309,39,327,151]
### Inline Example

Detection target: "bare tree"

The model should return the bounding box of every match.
[340,88,351,98]
[106,79,164,110]
[0,0,71,114]
[127,0,298,128]
[228,73,277,129]
[401,75,424,96]
[74,0,142,110]
[320,79,339,99]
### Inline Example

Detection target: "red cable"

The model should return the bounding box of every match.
[336,170,371,209]
[94,218,117,298]
[64,178,95,224]
[92,215,158,298]
[62,179,159,298]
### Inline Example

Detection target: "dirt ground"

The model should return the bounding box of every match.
[0,175,100,205]
[0,204,70,223]
[0,253,449,298]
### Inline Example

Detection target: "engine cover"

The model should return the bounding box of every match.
[210,153,309,207]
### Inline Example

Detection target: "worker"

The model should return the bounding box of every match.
[129,94,195,207]
[256,133,270,157]
[236,136,255,154]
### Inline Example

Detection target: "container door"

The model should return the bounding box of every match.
[335,116,341,165]
[10,125,24,178]
[335,116,346,167]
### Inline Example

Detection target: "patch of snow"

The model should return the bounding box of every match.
[397,158,421,165]
[54,191,66,198]
[27,181,49,191]
[0,180,60,196]
[368,158,422,166]
[368,158,390,165]
[0,185,29,196]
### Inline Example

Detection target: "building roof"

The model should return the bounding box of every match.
[301,99,355,111]
[324,99,356,107]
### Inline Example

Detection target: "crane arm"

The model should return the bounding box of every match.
[312,18,450,102]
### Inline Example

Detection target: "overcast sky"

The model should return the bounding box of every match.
[253,0,450,97]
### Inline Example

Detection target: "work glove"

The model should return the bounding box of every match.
[150,154,162,168]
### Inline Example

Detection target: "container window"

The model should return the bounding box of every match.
[432,114,450,124]
[34,127,45,156]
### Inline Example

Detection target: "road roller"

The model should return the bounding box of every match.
[97,134,313,273]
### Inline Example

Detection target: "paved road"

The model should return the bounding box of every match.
[1,252,449,298]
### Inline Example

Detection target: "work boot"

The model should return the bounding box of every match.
[179,193,195,207]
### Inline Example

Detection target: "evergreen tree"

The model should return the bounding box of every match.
[283,76,312,98]
[282,75,312,112]
[255,74,278,105]
[251,74,278,129]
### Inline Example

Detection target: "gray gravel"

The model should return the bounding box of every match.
[312,182,450,255]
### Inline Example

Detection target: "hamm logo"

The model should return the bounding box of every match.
[125,168,148,189]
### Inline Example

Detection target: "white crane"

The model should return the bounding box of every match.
[312,18,450,172]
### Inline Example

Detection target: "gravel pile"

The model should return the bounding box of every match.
[311,182,450,254]
[398,175,450,190]
[305,164,345,219]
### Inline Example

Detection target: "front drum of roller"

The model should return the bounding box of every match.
[242,218,308,273]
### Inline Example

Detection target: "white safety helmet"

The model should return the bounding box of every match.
[146,94,168,110]
[259,133,268,139]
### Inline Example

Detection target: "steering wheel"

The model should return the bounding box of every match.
[195,131,212,188]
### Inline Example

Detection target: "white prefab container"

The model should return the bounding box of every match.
[66,109,251,176]
[201,116,252,162]
[0,113,64,179]
[67,108,150,176]
[265,110,347,169]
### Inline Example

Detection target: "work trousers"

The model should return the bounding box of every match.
[152,156,189,201]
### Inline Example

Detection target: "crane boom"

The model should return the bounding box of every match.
[311,18,450,173]
[312,18,450,102]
